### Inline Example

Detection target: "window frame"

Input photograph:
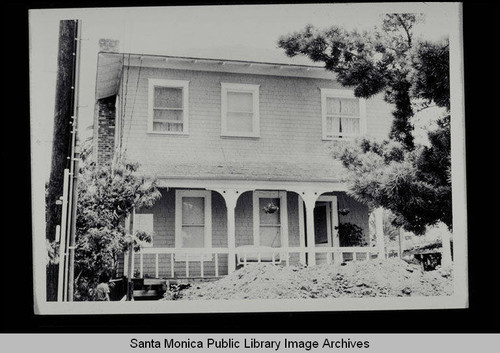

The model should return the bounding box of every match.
[252,191,288,248]
[175,190,212,261]
[148,78,190,135]
[320,88,366,140]
[221,82,260,138]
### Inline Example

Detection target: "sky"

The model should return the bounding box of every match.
[29,3,456,181]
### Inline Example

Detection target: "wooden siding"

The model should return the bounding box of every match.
[120,189,368,278]
[116,67,394,172]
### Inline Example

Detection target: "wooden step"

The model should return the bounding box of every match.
[133,289,161,298]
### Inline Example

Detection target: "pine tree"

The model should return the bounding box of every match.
[278,14,451,234]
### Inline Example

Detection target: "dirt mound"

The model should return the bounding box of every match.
[165,258,453,300]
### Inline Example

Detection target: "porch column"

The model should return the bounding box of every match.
[302,193,319,266]
[440,226,453,268]
[214,189,242,274]
[297,196,306,264]
[227,201,237,273]
[374,208,385,260]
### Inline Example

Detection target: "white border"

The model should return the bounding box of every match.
[31,3,468,314]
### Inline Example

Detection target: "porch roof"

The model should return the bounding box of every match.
[146,160,349,183]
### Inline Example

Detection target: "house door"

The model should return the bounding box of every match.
[313,197,339,248]
[314,202,332,247]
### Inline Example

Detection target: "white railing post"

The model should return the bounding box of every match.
[374,208,385,260]
[215,253,219,277]
[440,225,453,268]
[200,254,204,278]
[131,250,135,278]
[155,253,159,278]
[170,253,174,278]
[139,252,143,278]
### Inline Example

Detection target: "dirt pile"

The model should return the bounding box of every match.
[165,258,453,300]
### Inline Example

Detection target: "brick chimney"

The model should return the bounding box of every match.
[99,38,120,52]
[94,38,120,165]
[95,96,116,166]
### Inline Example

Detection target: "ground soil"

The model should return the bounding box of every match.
[164,258,453,300]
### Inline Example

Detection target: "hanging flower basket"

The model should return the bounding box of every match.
[263,203,279,214]
[339,208,351,216]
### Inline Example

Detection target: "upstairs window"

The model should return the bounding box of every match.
[321,89,366,140]
[221,83,260,138]
[148,79,189,134]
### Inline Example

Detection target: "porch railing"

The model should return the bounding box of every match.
[132,246,381,279]
[132,247,230,279]
[236,246,380,267]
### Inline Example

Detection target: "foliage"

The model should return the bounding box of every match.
[331,115,451,235]
[278,14,451,234]
[338,222,367,247]
[46,239,59,265]
[278,13,449,151]
[74,160,161,300]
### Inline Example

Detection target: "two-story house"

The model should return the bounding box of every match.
[93,51,394,281]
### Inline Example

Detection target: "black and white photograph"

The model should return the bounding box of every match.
[29,2,470,316]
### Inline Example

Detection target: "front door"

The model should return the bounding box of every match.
[314,202,332,247]
[313,196,340,248]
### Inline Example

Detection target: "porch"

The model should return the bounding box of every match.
[123,179,388,281]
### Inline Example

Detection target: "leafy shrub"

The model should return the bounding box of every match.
[74,159,161,300]
[338,222,367,247]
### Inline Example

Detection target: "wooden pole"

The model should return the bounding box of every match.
[46,19,79,302]
[65,19,82,302]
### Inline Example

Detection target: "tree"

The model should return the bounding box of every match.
[278,14,449,150]
[278,14,451,235]
[74,159,161,300]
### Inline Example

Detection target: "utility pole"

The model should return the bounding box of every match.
[50,19,82,302]
[46,19,78,301]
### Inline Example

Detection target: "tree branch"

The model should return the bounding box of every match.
[396,14,412,48]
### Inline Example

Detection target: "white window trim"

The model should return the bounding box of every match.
[148,78,189,135]
[320,88,366,140]
[221,82,260,138]
[252,191,288,249]
[175,190,212,261]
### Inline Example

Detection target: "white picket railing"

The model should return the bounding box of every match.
[133,247,230,279]
[132,246,381,279]
[236,246,380,267]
